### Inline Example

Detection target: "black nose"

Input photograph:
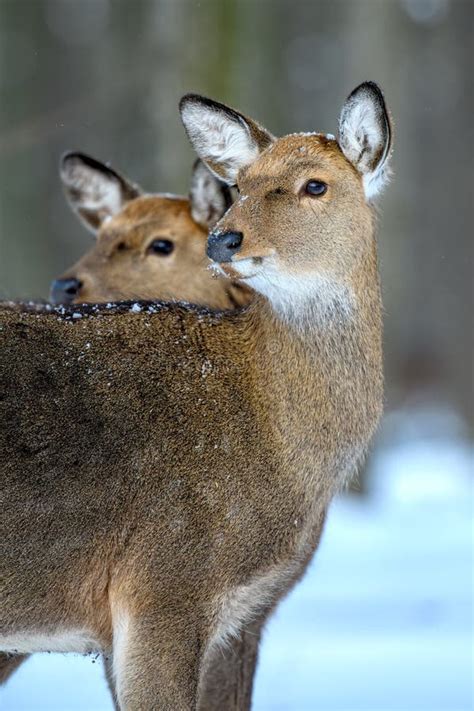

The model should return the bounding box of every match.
[50,277,82,305]
[207,231,243,263]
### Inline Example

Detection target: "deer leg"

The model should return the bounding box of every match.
[197,620,262,711]
[103,652,120,711]
[0,653,28,684]
[111,608,202,711]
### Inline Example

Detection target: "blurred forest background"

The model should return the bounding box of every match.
[0,0,472,434]
[0,1,472,710]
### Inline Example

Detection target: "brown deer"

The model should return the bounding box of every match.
[5,154,253,707]
[3,154,253,705]
[0,81,392,710]
[51,154,250,309]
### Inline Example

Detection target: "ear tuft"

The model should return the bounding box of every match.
[179,94,274,185]
[60,152,142,233]
[189,159,233,230]
[338,82,392,200]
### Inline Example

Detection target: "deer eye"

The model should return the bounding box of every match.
[116,241,128,251]
[148,239,174,256]
[304,180,327,197]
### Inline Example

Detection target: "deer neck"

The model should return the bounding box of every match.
[246,246,383,502]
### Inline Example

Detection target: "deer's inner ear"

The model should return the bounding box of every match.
[189,159,233,229]
[338,81,392,200]
[60,152,142,233]
[180,94,274,185]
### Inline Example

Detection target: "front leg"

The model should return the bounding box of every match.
[198,620,262,711]
[111,606,202,711]
[103,653,120,711]
[198,511,328,710]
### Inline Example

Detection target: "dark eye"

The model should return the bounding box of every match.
[117,242,128,251]
[304,180,327,197]
[148,239,174,256]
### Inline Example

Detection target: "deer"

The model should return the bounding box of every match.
[3,156,253,705]
[0,81,392,710]
[51,154,250,309]
[54,152,255,710]
[2,154,254,707]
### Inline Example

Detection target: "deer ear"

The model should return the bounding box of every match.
[189,159,233,229]
[180,94,274,185]
[60,152,142,234]
[338,82,392,200]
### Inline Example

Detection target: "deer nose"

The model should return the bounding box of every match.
[207,231,243,263]
[50,277,83,305]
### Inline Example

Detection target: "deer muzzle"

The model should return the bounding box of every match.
[207,231,243,263]
[50,277,83,305]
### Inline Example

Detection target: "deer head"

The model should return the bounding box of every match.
[180,82,392,320]
[51,154,241,308]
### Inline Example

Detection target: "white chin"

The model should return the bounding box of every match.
[230,258,262,279]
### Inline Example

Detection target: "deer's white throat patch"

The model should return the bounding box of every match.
[231,258,354,323]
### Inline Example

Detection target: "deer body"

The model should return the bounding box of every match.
[0,288,380,702]
[0,82,391,709]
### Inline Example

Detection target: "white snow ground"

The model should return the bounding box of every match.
[1,414,472,711]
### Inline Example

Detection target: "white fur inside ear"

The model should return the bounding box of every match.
[339,89,391,201]
[182,103,260,183]
[62,160,123,217]
[362,157,391,200]
[190,161,229,228]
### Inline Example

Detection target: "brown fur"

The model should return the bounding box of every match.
[34,157,252,706]
[58,194,250,309]
[0,83,390,710]
[54,157,254,707]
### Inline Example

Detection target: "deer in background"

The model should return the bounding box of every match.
[0,81,392,710]
[51,154,250,309]
[3,155,253,706]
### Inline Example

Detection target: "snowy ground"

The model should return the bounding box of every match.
[1,420,472,711]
